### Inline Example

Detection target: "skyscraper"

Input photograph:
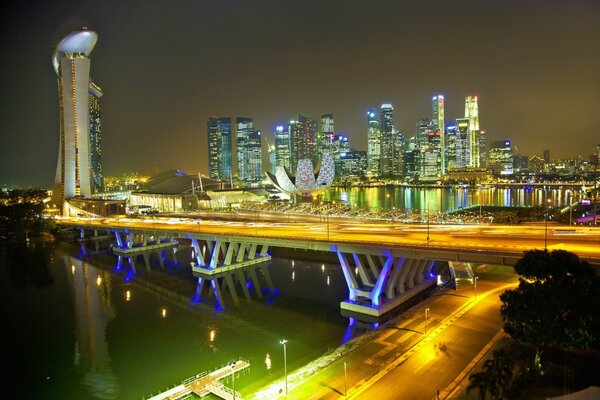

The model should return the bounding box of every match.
[488,140,513,176]
[380,103,394,177]
[318,113,335,157]
[432,95,445,174]
[207,117,232,180]
[445,124,457,170]
[88,82,103,193]
[274,125,291,169]
[290,115,317,171]
[366,109,381,177]
[331,134,349,176]
[236,117,254,181]
[247,130,263,182]
[455,118,470,168]
[465,96,480,167]
[52,29,100,205]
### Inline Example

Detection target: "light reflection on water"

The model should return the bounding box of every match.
[318,186,581,211]
[5,243,359,399]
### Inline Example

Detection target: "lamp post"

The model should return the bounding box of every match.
[473,276,479,299]
[425,307,430,334]
[545,198,552,251]
[231,362,236,400]
[344,361,347,397]
[478,190,482,224]
[280,339,288,396]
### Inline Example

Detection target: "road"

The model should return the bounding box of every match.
[56,214,600,265]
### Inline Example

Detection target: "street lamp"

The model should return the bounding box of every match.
[344,361,348,397]
[478,190,482,224]
[280,339,288,396]
[231,362,236,400]
[425,307,430,334]
[473,276,479,299]
[545,198,552,251]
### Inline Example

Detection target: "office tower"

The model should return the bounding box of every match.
[318,113,335,157]
[380,103,394,176]
[465,96,480,167]
[340,150,367,176]
[445,124,457,170]
[403,149,419,180]
[207,117,232,180]
[513,155,529,173]
[432,95,445,174]
[543,149,550,164]
[88,82,103,193]
[455,118,470,168]
[274,125,291,169]
[366,109,381,177]
[268,144,277,174]
[247,130,263,181]
[52,28,99,203]
[528,155,545,174]
[479,130,487,167]
[488,140,514,176]
[331,134,350,176]
[392,130,405,178]
[290,115,317,171]
[414,119,440,180]
[236,117,254,181]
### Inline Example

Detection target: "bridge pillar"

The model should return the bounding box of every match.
[336,249,436,317]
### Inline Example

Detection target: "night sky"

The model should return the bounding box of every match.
[1,0,599,187]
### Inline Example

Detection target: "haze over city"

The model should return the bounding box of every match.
[1,0,599,187]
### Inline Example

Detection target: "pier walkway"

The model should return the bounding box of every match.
[145,359,249,400]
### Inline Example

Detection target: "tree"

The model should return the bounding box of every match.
[467,349,514,400]
[500,250,600,356]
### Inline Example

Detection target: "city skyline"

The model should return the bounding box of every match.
[1,0,599,187]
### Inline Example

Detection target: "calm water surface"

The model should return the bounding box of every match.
[3,242,357,399]
[319,186,581,211]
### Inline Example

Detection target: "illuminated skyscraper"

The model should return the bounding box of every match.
[207,117,232,180]
[432,95,445,174]
[247,130,263,182]
[236,117,254,181]
[331,134,349,176]
[318,113,335,157]
[88,82,103,192]
[380,103,394,176]
[456,118,470,168]
[366,109,381,176]
[274,125,291,169]
[290,115,317,170]
[465,96,480,167]
[52,29,100,206]
[488,140,513,176]
[445,124,457,170]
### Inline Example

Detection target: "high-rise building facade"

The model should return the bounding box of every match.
[340,150,367,176]
[236,117,254,181]
[318,113,335,157]
[366,109,381,177]
[274,125,291,169]
[290,115,317,171]
[52,29,100,204]
[488,140,513,176]
[465,96,480,167]
[207,117,232,180]
[88,81,103,193]
[432,95,445,174]
[331,134,349,176]
[445,124,457,170]
[380,103,394,177]
[247,130,263,181]
[455,118,470,168]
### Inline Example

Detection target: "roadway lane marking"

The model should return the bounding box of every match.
[347,283,516,400]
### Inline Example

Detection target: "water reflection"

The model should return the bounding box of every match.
[320,186,581,211]
[66,255,118,399]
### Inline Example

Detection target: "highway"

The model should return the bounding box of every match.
[56,213,600,264]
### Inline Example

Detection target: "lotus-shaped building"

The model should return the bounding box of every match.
[266,153,335,195]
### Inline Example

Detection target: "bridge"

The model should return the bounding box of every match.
[56,215,600,317]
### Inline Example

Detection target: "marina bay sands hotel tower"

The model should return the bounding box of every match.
[51,28,103,212]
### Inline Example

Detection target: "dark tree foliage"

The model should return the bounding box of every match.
[0,189,52,240]
[500,250,600,352]
[467,349,515,400]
